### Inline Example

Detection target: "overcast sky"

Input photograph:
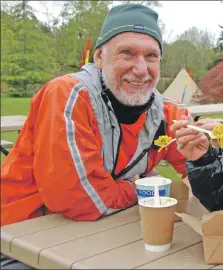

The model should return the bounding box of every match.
[31,1,223,43]
[154,1,223,42]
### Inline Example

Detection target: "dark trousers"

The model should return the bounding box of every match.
[1,253,34,269]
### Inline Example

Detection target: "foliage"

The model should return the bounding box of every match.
[198,61,223,104]
[177,26,216,49]
[1,1,58,97]
[217,25,223,52]
[54,0,111,73]
[114,1,161,7]
[160,27,219,89]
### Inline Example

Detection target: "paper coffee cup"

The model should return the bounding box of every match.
[135,176,171,201]
[139,197,178,252]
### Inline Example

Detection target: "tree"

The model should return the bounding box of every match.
[1,1,58,96]
[198,61,223,104]
[111,1,161,7]
[54,0,111,73]
[217,25,223,52]
[159,27,218,81]
[177,26,216,50]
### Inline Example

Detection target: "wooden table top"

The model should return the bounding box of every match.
[1,115,27,132]
[1,196,222,269]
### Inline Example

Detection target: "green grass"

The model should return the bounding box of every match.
[1,97,31,142]
[1,96,31,116]
[1,96,223,179]
[1,97,31,162]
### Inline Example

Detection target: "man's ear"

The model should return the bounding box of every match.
[93,47,103,70]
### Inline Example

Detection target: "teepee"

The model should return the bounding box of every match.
[163,68,200,105]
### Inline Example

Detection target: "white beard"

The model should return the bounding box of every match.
[102,65,159,106]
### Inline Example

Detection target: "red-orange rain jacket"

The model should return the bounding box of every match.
[1,64,189,226]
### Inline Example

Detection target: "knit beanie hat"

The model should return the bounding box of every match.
[95,3,163,55]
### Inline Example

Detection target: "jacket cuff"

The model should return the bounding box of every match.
[188,146,217,166]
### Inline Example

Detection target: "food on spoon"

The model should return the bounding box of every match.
[211,124,223,148]
[154,135,173,152]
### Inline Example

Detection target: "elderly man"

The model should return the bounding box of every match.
[1,3,190,268]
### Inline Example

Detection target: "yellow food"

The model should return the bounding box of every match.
[211,124,223,148]
[154,135,173,152]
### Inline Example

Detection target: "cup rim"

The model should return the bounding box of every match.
[135,176,172,187]
[138,196,178,208]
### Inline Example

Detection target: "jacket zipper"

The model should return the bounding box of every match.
[112,148,148,180]
[111,121,122,177]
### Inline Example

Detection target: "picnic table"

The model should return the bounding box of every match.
[187,103,223,121]
[0,115,27,156]
[1,195,222,269]
[1,115,27,132]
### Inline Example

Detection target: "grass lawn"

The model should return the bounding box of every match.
[1,97,31,162]
[1,96,31,116]
[1,96,223,180]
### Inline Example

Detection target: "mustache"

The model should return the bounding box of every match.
[121,74,153,83]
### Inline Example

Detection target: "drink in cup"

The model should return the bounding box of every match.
[139,196,178,252]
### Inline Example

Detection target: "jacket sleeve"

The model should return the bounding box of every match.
[34,77,137,221]
[186,147,223,211]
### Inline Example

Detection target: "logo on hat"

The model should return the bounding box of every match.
[134,25,144,30]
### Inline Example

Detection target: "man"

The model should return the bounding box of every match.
[1,4,191,267]
[1,3,190,268]
[1,3,189,225]
[171,116,223,211]
[1,3,190,225]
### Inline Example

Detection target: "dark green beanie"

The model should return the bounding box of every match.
[95,3,162,55]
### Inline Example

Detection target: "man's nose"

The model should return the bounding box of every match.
[132,56,148,78]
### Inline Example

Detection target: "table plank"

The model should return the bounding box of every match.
[136,243,215,269]
[1,115,26,132]
[1,140,14,148]
[70,224,201,269]
[187,104,223,117]
[1,214,71,255]
[8,206,140,268]
[40,222,184,270]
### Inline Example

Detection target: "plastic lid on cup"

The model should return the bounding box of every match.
[135,177,171,187]
[138,197,178,208]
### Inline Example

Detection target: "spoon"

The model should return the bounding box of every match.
[172,120,216,139]
[153,184,160,206]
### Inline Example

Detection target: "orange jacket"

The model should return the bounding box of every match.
[1,74,188,226]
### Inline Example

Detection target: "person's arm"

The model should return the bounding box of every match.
[170,117,223,211]
[34,77,137,221]
[186,147,223,211]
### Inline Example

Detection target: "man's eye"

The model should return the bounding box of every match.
[146,53,157,58]
[121,50,132,56]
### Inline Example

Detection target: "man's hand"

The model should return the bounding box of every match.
[170,115,210,161]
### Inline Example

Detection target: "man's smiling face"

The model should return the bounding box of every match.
[94,32,161,106]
